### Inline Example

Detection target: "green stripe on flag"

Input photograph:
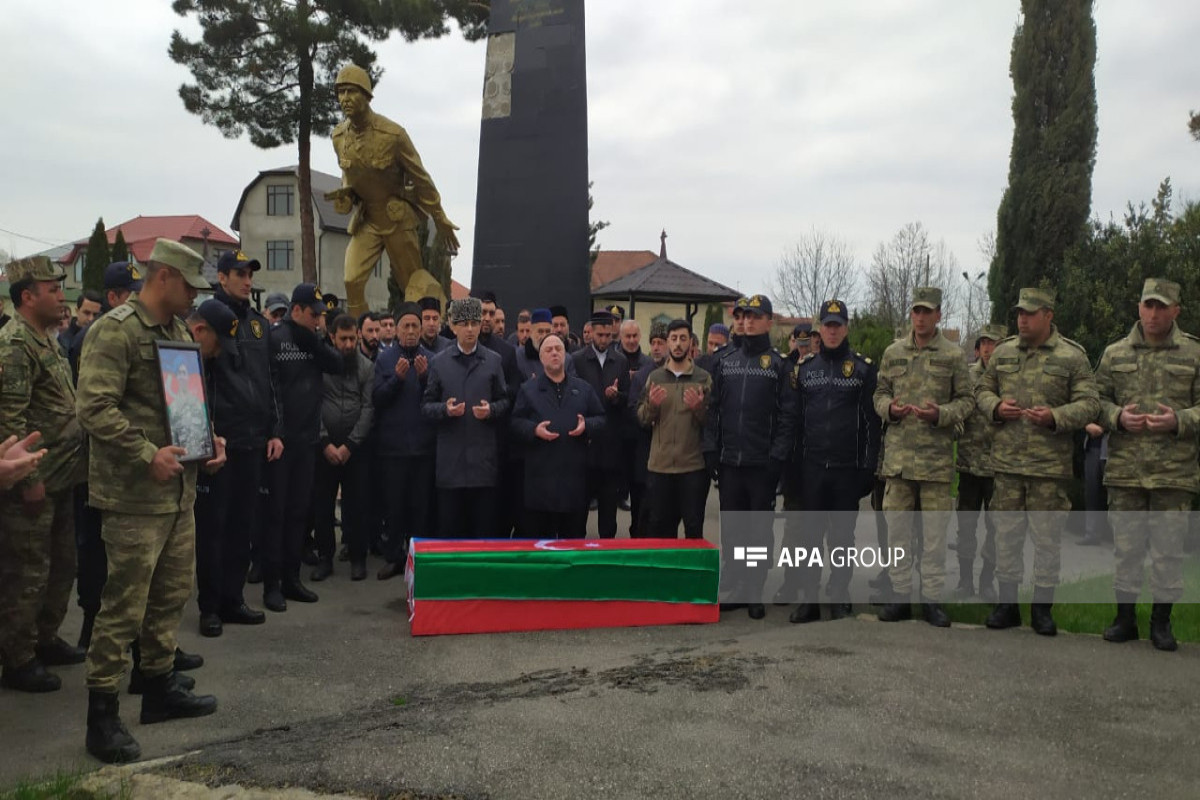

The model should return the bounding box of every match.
[412,547,719,603]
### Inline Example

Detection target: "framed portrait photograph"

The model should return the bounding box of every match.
[154,341,215,463]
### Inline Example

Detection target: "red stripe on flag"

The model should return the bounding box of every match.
[409,599,719,636]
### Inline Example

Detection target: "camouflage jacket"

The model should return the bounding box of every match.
[1095,321,1200,492]
[976,326,1099,479]
[956,359,995,477]
[332,110,449,233]
[0,313,85,492]
[76,297,198,513]
[873,329,973,482]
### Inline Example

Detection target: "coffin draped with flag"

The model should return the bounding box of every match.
[406,538,720,635]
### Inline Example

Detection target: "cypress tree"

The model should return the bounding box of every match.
[989,0,1098,322]
[83,218,110,292]
[110,229,129,263]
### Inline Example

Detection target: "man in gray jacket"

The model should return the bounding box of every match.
[311,314,374,581]
[422,298,510,538]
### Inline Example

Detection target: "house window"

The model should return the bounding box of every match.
[75,255,84,284]
[266,240,294,271]
[267,185,294,216]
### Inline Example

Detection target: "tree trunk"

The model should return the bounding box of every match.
[297,3,317,284]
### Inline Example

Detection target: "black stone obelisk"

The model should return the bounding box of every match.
[471,0,590,327]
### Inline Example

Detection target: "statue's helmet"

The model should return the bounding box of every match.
[335,64,373,99]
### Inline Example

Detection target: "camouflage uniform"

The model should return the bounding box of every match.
[76,295,199,692]
[0,259,86,669]
[332,108,454,317]
[873,290,974,601]
[1095,293,1200,603]
[976,301,1099,589]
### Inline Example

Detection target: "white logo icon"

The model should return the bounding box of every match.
[733,546,769,567]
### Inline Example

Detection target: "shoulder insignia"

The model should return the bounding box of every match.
[107,305,135,322]
[799,352,816,364]
[1058,335,1088,355]
[854,351,872,365]
[1181,331,1200,343]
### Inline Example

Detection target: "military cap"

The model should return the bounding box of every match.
[732,296,748,317]
[649,321,669,342]
[264,292,289,313]
[148,239,209,290]
[417,296,441,314]
[605,304,626,322]
[195,298,239,341]
[530,307,553,325]
[741,294,773,316]
[322,291,340,310]
[978,323,1008,342]
[548,304,570,320]
[5,255,66,283]
[819,299,849,325]
[291,283,327,314]
[217,249,261,273]
[103,261,142,292]
[589,310,616,327]
[450,296,482,324]
[791,322,811,337]
[912,287,942,310]
[395,302,422,322]
[1012,287,1055,312]
[1141,277,1181,307]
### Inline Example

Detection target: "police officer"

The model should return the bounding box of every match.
[1094,278,1198,651]
[703,295,796,619]
[873,287,973,627]
[0,256,86,692]
[787,300,880,623]
[953,323,1006,601]
[76,239,223,763]
[976,288,1098,636]
[330,64,459,317]
[264,292,289,327]
[193,252,281,637]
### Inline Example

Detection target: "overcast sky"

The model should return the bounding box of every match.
[2,1,1198,307]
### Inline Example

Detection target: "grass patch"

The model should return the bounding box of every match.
[391,696,408,707]
[946,560,1200,641]
[0,769,129,800]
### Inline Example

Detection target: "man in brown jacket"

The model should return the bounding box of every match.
[638,320,712,539]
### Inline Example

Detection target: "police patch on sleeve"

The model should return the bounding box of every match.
[250,320,263,339]
[759,354,771,369]
[842,360,854,378]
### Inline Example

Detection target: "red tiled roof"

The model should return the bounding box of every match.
[590,250,657,290]
[450,279,469,300]
[60,215,238,265]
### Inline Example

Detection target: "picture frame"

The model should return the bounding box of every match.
[154,340,215,463]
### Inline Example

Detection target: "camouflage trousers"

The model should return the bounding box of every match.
[0,489,76,668]
[1108,486,1192,603]
[883,478,952,600]
[991,473,1070,588]
[85,510,195,693]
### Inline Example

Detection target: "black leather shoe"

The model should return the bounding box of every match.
[828,603,853,621]
[139,672,218,724]
[351,561,367,581]
[877,603,912,622]
[310,560,333,582]
[263,587,287,613]
[36,636,87,666]
[377,562,403,581]
[283,579,319,603]
[1,659,61,693]
[789,603,822,624]
[747,603,766,620]
[986,604,1021,629]
[922,602,951,628]
[246,562,263,585]
[174,648,204,671]
[199,613,223,638]
[220,603,266,625]
[86,690,141,764]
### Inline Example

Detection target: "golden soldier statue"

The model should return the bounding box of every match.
[327,64,459,318]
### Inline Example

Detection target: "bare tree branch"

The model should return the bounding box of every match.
[769,227,860,319]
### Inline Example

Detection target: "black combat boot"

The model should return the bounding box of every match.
[1150,604,1178,652]
[977,561,997,603]
[139,671,218,724]
[1102,592,1139,643]
[877,601,912,622]
[827,602,854,621]
[922,600,950,628]
[1,658,61,693]
[37,636,87,666]
[86,690,141,763]
[283,573,319,603]
[985,581,1021,629]
[747,603,766,620]
[789,602,822,624]
[1029,586,1057,637]
[954,558,975,599]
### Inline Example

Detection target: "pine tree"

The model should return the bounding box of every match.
[110,229,129,263]
[83,218,110,292]
[169,0,487,283]
[988,0,1098,322]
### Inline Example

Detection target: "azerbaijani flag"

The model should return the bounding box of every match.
[406,538,720,636]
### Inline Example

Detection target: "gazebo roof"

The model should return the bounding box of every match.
[591,231,739,303]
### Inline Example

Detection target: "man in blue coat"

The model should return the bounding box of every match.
[511,334,605,538]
